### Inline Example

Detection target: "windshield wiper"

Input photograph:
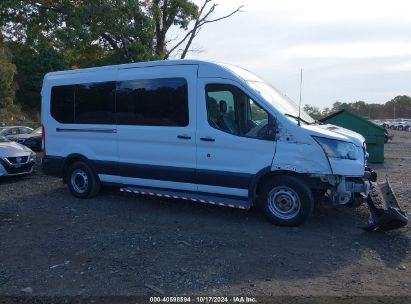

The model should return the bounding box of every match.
[285,113,310,125]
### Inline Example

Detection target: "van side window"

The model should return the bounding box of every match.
[51,85,75,124]
[206,84,269,139]
[116,78,189,127]
[75,82,116,124]
[50,82,115,124]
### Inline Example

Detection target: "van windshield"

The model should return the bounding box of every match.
[247,81,314,124]
[221,63,315,124]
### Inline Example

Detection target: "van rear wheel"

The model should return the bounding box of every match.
[258,176,314,226]
[66,161,100,198]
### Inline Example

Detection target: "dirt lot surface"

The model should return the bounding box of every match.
[0,130,410,297]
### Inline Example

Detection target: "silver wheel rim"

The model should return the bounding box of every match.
[268,186,301,220]
[71,169,89,194]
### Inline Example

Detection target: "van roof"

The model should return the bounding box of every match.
[43,60,264,83]
[45,59,217,77]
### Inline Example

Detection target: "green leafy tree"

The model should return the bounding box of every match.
[150,0,199,56]
[0,33,15,108]
[303,104,322,120]
[7,40,68,112]
[322,107,330,117]
[305,96,411,120]
[0,0,242,112]
[386,95,411,119]
[1,0,155,66]
[1,0,241,63]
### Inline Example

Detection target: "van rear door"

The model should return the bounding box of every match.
[43,72,118,182]
[116,65,198,191]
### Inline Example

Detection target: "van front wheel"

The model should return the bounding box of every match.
[67,161,100,199]
[258,176,314,226]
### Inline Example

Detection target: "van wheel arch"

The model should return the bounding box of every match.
[252,170,311,202]
[62,154,98,184]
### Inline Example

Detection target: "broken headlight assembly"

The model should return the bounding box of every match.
[313,136,358,160]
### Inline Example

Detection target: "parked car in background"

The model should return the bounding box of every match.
[381,119,410,131]
[7,127,42,151]
[386,120,397,129]
[371,119,383,127]
[395,119,411,131]
[370,120,394,143]
[0,136,35,177]
[0,126,34,138]
[382,120,391,129]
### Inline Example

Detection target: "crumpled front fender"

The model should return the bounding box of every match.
[272,141,331,174]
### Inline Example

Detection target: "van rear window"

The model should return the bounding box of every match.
[50,82,116,124]
[51,85,75,124]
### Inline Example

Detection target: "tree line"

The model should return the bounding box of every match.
[304,96,411,120]
[0,0,242,120]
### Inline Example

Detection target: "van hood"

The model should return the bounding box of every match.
[302,123,365,147]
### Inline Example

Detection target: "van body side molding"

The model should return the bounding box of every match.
[56,128,117,133]
[97,161,252,189]
[42,155,253,189]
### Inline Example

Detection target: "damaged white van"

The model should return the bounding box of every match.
[41,60,407,230]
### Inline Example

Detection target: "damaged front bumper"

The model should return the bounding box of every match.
[319,170,408,231]
[321,175,371,206]
[361,177,408,231]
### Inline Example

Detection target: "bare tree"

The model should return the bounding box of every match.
[164,0,243,59]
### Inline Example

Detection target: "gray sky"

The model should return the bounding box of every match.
[169,0,411,109]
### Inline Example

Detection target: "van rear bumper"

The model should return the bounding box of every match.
[42,156,64,178]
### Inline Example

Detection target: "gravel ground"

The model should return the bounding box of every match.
[0,130,410,297]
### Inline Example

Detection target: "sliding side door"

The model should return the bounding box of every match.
[116,65,198,191]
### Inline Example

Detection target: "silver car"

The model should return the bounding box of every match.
[0,135,35,177]
[0,126,34,138]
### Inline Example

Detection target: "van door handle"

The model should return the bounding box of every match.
[200,137,215,142]
[177,135,192,140]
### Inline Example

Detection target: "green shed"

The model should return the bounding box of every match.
[320,109,386,163]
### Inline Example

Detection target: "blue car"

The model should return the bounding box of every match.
[7,127,42,152]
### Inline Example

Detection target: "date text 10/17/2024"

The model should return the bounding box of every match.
[150,296,258,303]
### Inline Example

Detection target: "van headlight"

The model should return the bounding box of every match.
[313,136,358,160]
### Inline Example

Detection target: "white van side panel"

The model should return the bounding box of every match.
[116,65,198,191]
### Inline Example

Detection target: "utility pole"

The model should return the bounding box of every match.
[393,100,396,119]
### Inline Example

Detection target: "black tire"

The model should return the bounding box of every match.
[257,175,314,227]
[66,161,100,198]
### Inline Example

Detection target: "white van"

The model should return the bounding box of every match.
[41,60,404,228]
